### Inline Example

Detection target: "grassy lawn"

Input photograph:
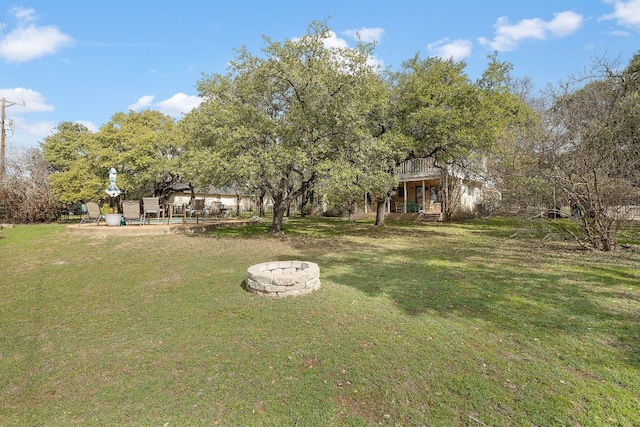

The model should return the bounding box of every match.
[1,218,639,426]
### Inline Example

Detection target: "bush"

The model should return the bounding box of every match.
[0,149,60,223]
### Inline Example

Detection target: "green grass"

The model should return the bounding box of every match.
[1,218,639,426]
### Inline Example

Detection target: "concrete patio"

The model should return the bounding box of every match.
[67,217,258,236]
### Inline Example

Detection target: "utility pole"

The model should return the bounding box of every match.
[1,97,25,180]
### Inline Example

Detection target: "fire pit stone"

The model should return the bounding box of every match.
[246,261,321,297]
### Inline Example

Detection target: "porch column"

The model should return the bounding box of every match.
[364,191,367,214]
[403,182,407,213]
[422,180,426,212]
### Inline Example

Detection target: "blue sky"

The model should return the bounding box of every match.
[1,0,639,152]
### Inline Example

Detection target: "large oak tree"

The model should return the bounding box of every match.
[391,54,531,219]
[42,110,181,206]
[181,21,386,232]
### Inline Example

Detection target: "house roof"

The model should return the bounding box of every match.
[172,184,246,196]
[172,183,191,192]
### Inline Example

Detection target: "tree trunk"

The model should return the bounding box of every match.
[443,171,451,221]
[300,188,313,218]
[258,190,265,217]
[347,200,356,222]
[270,187,288,233]
[374,197,386,226]
[270,201,287,233]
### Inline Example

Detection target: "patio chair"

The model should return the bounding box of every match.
[168,202,187,224]
[80,201,103,225]
[207,201,221,217]
[187,198,205,219]
[122,200,144,225]
[142,197,163,224]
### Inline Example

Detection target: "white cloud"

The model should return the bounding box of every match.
[75,120,98,133]
[7,118,97,151]
[609,29,632,36]
[0,6,73,62]
[321,31,351,49]
[0,86,56,149]
[369,55,384,68]
[546,11,585,37]
[0,86,96,149]
[128,95,156,111]
[601,0,640,30]
[343,27,384,44]
[22,119,57,138]
[11,6,37,23]
[0,87,54,113]
[428,38,473,61]
[156,93,203,117]
[327,30,384,69]
[4,116,56,150]
[292,29,384,71]
[130,93,202,118]
[479,10,583,51]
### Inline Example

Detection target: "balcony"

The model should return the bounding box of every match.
[396,158,441,181]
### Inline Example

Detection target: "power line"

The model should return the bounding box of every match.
[0,15,9,48]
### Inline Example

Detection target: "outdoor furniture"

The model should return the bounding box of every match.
[203,201,213,217]
[187,199,205,219]
[167,202,187,224]
[80,201,103,225]
[142,197,163,223]
[219,203,231,218]
[122,200,144,225]
[396,201,420,213]
[207,201,221,217]
[406,201,420,213]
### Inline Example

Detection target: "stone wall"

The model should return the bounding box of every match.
[246,261,321,297]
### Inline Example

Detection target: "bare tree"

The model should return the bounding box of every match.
[0,148,59,223]
[539,54,640,250]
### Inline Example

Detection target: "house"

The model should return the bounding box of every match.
[387,158,499,220]
[168,185,256,216]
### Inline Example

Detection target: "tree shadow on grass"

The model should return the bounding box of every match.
[203,216,449,240]
[201,216,640,366]
[299,232,640,368]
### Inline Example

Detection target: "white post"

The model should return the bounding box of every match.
[403,182,408,213]
[364,191,367,214]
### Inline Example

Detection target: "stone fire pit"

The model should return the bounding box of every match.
[246,261,320,297]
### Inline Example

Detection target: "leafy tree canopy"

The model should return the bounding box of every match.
[392,53,531,167]
[181,20,387,232]
[41,110,180,204]
[41,122,103,204]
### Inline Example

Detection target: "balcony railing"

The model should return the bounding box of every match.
[396,158,440,180]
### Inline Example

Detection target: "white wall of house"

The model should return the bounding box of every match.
[169,190,255,214]
[172,195,243,209]
[459,182,481,212]
[458,182,501,215]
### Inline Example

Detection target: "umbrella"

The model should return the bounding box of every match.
[105,167,121,198]
[105,168,121,213]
